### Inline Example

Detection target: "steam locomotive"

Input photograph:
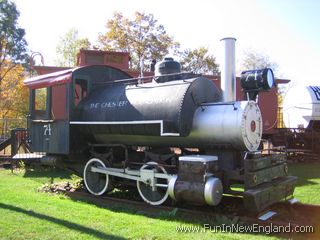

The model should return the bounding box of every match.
[24,38,296,212]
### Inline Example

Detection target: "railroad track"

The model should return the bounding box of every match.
[61,189,319,238]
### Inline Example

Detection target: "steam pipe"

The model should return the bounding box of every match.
[220,37,236,102]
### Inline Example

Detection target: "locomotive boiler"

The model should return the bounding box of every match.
[74,70,262,151]
[24,38,296,212]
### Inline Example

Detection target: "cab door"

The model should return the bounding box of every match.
[29,84,69,154]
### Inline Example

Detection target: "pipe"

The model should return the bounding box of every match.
[220,37,236,102]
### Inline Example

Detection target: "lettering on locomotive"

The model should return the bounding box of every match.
[90,101,129,109]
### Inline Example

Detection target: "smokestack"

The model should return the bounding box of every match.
[220,37,236,102]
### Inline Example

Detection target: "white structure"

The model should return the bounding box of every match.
[283,85,320,128]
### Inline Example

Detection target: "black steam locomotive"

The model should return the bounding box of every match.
[24,39,296,212]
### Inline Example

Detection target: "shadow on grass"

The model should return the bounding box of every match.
[0,203,125,240]
[63,193,275,239]
[66,191,247,225]
[22,166,74,184]
[288,163,320,187]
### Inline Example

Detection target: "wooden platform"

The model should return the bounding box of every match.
[12,153,45,159]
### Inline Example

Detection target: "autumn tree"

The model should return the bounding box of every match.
[180,47,219,75]
[0,62,28,117]
[0,0,28,85]
[239,49,279,75]
[0,0,28,133]
[98,11,180,71]
[0,61,28,135]
[56,28,91,67]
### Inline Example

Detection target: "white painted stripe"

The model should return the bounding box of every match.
[161,133,180,137]
[69,120,180,137]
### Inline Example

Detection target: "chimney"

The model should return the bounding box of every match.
[220,37,236,102]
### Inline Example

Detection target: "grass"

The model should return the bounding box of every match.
[0,167,279,240]
[0,162,319,240]
[288,162,320,205]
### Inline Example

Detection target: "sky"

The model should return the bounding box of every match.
[13,0,320,85]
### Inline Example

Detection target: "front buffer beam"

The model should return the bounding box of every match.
[243,152,297,213]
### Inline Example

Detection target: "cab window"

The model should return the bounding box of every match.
[32,87,51,120]
[74,79,88,107]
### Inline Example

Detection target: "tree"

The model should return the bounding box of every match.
[98,11,180,71]
[239,49,279,75]
[56,28,91,67]
[0,61,28,119]
[0,0,28,84]
[0,61,28,135]
[180,47,219,75]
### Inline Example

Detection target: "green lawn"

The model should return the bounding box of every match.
[288,163,320,205]
[0,163,319,240]
[0,168,279,240]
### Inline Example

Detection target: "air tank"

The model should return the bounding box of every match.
[283,85,320,128]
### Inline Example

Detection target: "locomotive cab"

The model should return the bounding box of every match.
[27,72,70,154]
[24,65,132,155]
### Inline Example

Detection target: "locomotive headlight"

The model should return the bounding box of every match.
[265,69,275,89]
[240,68,275,91]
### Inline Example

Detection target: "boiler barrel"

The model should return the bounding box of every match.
[74,75,261,151]
[75,76,221,136]
[74,100,262,151]
[283,85,320,128]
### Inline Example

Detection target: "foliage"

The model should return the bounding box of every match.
[0,0,28,84]
[0,61,28,119]
[34,88,47,111]
[239,49,279,75]
[98,11,180,71]
[56,28,91,67]
[180,47,219,75]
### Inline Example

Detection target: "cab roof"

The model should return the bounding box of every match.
[24,68,76,89]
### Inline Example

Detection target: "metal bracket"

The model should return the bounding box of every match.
[140,169,156,190]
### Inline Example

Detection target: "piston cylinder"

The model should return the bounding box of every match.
[168,155,223,206]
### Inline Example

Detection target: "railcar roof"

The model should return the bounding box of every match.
[24,68,77,89]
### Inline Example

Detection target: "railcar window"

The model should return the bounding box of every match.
[35,88,47,111]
